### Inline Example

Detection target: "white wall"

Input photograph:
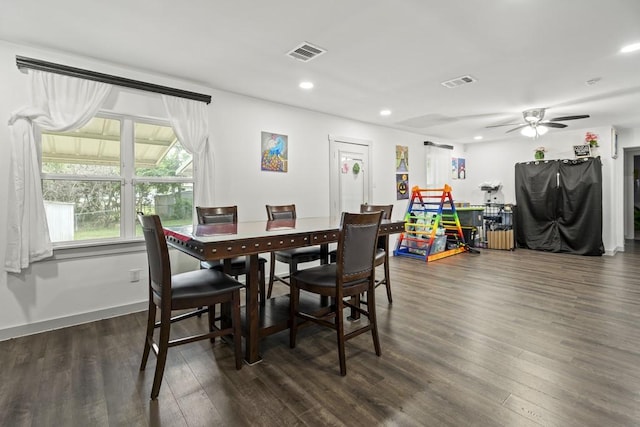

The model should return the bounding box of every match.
[1,40,638,340]
[206,88,460,222]
[0,41,439,339]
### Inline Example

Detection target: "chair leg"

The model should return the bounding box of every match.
[208,304,217,343]
[289,285,299,348]
[150,310,171,400]
[367,283,381,357]
[383,257,392,304]
[231,292,243,370]
[197,265,205,317]
[336,297,347,376]
[140,299,156,371]
[289,259,297,281]
[267,253,276,299]
[349,294,361,320]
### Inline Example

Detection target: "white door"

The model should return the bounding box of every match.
[329,135,372,218]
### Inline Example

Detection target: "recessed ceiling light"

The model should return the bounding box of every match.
[299,81,314,89]
[620,42,640,53]
[473,136,483,140]
[380,109,392,116]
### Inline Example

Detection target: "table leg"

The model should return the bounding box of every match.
[244,253,262,364]
[320,243,329,264]
[320,243,329,307]
[221,258,233,329]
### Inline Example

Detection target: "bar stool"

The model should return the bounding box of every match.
[138,213,243,399]
[196,206,267,305]
[265,204,323,298]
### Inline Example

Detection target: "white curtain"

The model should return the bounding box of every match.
[5,70,113,273]
[425,143,452,189]
[161,95,213,209]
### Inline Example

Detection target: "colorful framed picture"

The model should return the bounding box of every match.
[261,131,288,172]
[457,158,466,180]
[396,145,409,172]
[396,173,409,200]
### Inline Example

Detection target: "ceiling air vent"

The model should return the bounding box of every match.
[287,42,327,62]
[440,75,477,88]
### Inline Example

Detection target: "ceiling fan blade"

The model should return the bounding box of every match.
[486,123,522,128]
[549,114,590,121]
[505,124,529,133]
[539,122,568,128]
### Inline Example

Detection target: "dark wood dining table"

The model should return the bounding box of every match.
[164,216,405,364]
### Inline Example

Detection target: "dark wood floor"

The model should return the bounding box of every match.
[2,242,640,426]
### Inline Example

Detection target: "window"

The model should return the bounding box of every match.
[40,115,194,244]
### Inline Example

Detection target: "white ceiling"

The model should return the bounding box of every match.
[2,0,640,144]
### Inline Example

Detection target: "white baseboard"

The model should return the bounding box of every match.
[0,301,147,342]
[0,262,311,342]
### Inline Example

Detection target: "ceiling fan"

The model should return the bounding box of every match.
[487,108,590,138]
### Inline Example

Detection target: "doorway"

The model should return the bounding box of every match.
[328,135,372,218]
[623,147,640,242]
[634,155,640,239]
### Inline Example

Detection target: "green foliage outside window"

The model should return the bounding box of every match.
[42,117,194,242]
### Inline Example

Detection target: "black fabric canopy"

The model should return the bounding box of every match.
[514,157,604,256]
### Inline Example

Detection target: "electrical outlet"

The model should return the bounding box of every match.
[129,268,142,283]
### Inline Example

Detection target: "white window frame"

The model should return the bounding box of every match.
[39,111,195,250]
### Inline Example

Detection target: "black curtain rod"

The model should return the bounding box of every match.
[16,56,211,104]
[424,141,453,150]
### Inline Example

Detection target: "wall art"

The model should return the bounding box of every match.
[261,131,288,172]
[396,173,409,200]
[396,145,409,172]
[451,157,466,180]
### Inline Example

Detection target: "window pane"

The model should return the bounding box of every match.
[135,182,193,235]
[42,117,121,176]
[135,123,192,177]
[42,180,121,242]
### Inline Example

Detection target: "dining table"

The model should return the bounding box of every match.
[164,216,405,365]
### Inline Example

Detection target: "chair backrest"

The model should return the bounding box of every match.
[138,214,172,300]
[335,211,383,284]
[361,204,393,248]
[266,204,296,221]
[196,206,238,224]
[360,203,393,220]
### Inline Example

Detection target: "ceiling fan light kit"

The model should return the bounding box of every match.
[521,125,548,138]
[487,107,590,138]
[523,108,545,123]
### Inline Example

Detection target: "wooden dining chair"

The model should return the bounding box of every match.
[289,211,383,376]
[360,203,394,303]
[196,206,267,305]
[329,204,394,303]
[138,214,243,400]
[265,204,322,298]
